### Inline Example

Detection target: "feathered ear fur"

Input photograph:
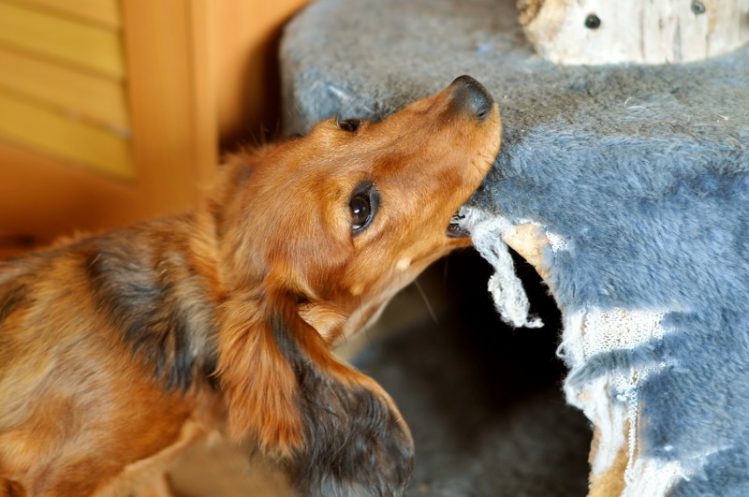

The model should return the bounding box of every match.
[216,290,303,456]
[217,288,414,496]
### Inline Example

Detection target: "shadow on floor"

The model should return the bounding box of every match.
[354,250,591,497]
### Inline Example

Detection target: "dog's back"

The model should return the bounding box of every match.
[0,221,217,496]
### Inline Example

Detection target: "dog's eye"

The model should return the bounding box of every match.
[349,182,379,235]
[336,117,361,133]
[350,195,370,230]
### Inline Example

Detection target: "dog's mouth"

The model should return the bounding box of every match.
[446,212,470,238]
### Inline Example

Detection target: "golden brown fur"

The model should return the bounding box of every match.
[0,77,501,497]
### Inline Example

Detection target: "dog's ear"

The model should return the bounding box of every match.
[216,290,303,456]
[217,289,414,496]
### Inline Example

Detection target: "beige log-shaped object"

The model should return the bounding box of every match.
[518,0,749,65]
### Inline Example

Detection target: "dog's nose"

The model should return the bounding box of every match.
[448,75,494,121]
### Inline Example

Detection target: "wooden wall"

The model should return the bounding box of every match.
[214,0,308,148]
[0,0,308,248]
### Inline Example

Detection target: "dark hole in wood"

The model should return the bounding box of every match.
[584,13,601,30]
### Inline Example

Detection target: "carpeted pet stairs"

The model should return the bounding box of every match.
[280,0,749,495]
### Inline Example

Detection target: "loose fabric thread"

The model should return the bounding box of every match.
[460,209,543,329]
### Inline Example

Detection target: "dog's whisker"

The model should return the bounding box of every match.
[414,279,440,325]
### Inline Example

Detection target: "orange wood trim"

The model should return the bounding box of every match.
[121,0,218,218]
[213,0,309,146]
[187,0,219,191]
[0,140,140,241]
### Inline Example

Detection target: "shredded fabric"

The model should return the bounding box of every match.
[460,208,543,329]
[545,230,569,252]
[616,372,641,484]
[561,306,676,489]
[582,308,666,358]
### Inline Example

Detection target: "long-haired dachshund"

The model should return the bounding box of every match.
[0,76,500,497]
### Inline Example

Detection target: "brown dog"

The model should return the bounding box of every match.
[0,76,500,497]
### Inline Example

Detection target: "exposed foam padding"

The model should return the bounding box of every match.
[281,0,749,495]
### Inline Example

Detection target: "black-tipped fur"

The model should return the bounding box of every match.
[272,312,414,497]
[83,222,218,391]
[0,281,27,327]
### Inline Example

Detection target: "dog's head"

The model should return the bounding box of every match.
[213,75,501,343]
[211,76,501,496]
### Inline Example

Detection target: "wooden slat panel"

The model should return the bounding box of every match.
[0,89,132,179]
[0,0,124,79]
[0,48,129,130]
[11,0,121,29]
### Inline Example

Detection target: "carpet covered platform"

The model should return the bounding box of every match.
[281,1,749,495]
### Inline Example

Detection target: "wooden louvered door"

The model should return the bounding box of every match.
[0,0,308,257]
[0,0,217,247]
